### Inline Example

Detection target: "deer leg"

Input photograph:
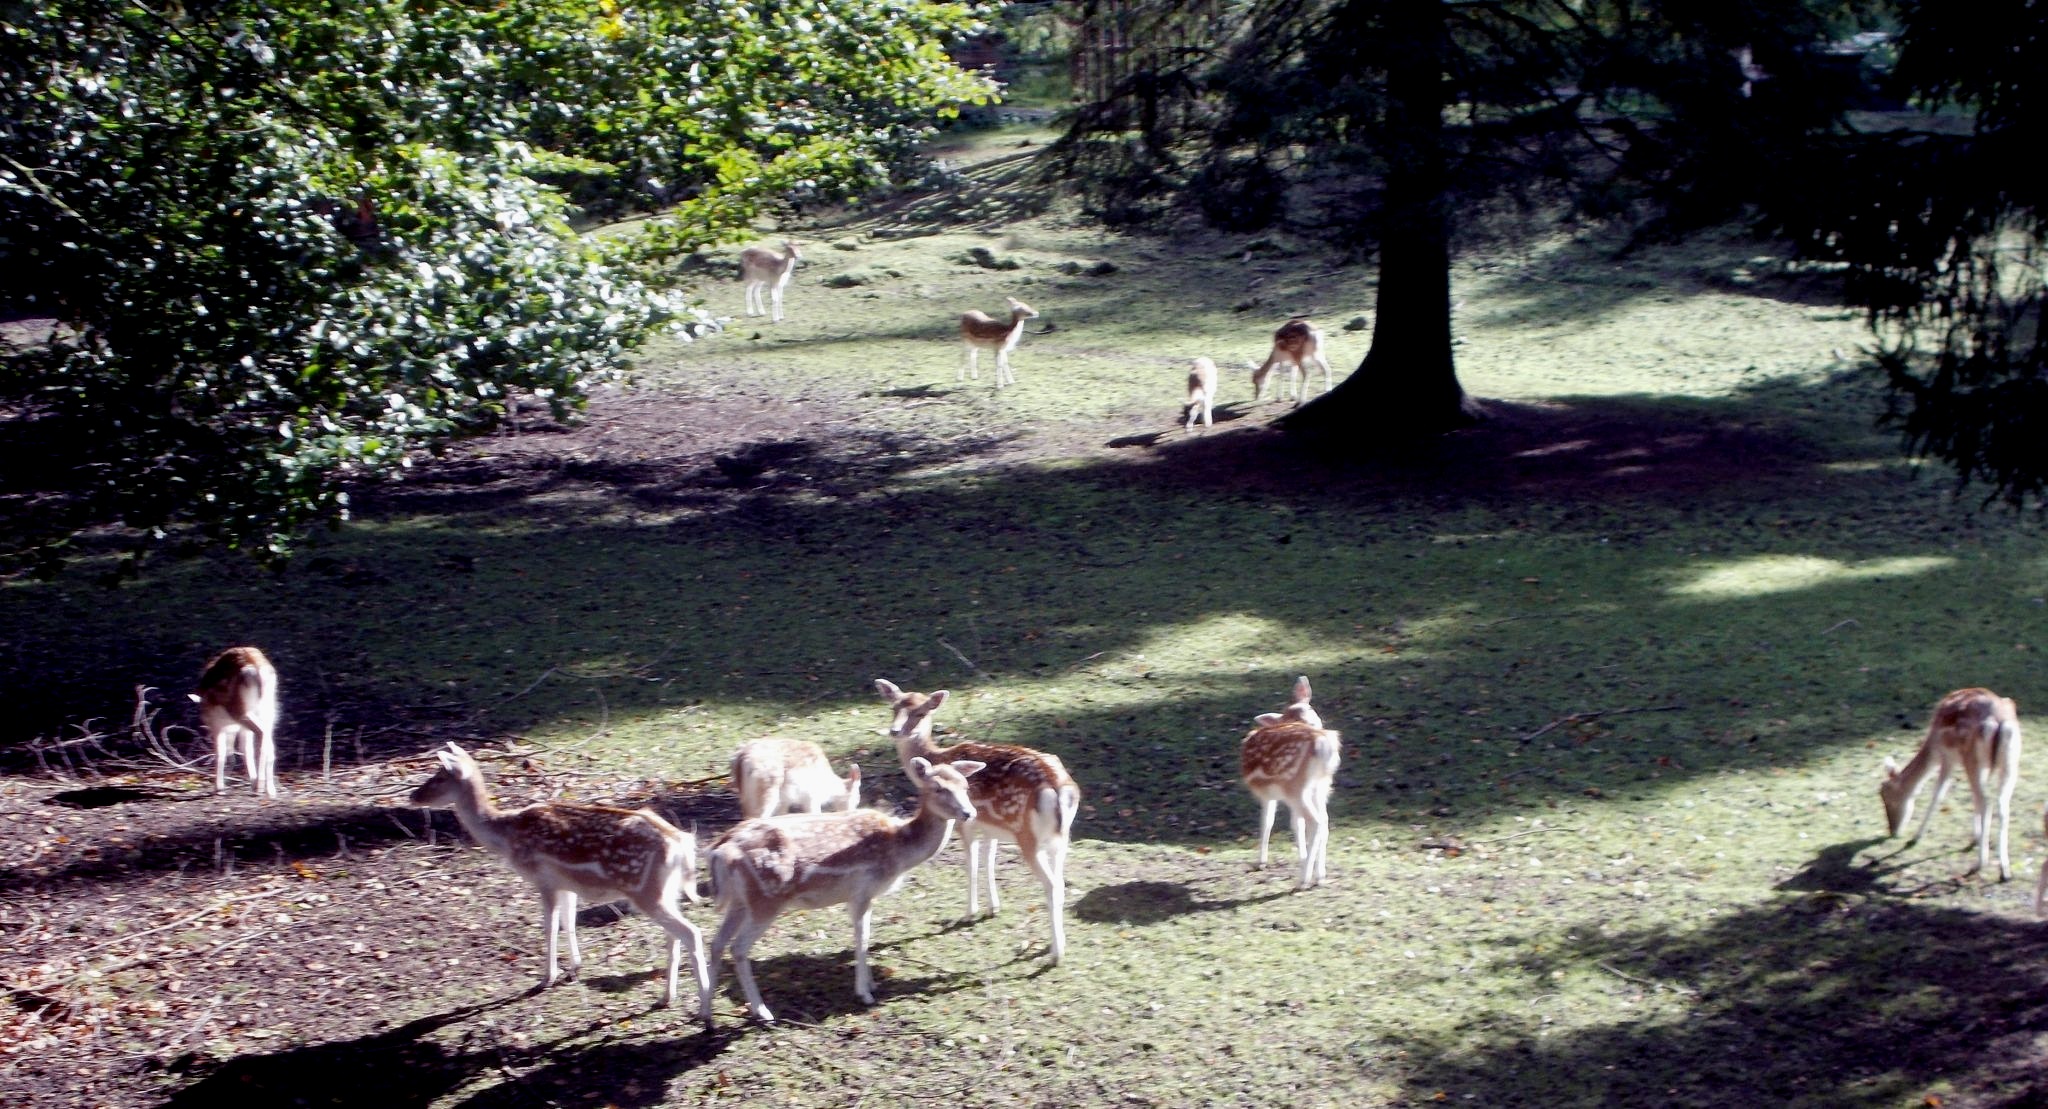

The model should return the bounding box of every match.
[1019,833,1065,964]
[1302,785,1332,888]
[983,837,1002,914]
[1911,766,1953,844]
[851,897,877,1005]
[540,889,565,987]
[1257,799,1279,865]
[1996,764,2018,882]
[641,899,711,1019]
[725,914,778,1023]
[213,724,234,794]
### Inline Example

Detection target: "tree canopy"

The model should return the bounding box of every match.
[0,0,993,571]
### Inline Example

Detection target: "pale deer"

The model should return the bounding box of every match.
[959,297,1039,387]
[1251,318,1333,406]
[874,678,1080,963]
[1184,356,1218,430]
[1880,687,2022,880]
[706,754,984,1024]
[1241,675,1341,890]
[191,646,280,798]
[739,240,802,322]
[730,738,862,820]
[409,742,712,1021]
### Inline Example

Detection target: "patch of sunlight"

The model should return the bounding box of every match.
[1820,459,1904,473]
[1669,554,1954,600]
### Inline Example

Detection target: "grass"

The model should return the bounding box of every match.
[5,124,2048,1106]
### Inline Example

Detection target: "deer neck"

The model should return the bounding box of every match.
[897,795,960,866]
[1888,738,1943,800]
[445,774,516,852]
[892,726,944,777]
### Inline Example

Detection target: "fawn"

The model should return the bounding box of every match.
[959,297,1039,387]
[1251,318,1333,406]
[706,755,984,1023]
[875,678,1080,963]
[409,742,712,1021]
[1241,675,1342,889]
[730,738,862,819]
[192,646,280,798]
[1185,356,1218,430]
[1881,687,2022,880]
[739,240,802,322]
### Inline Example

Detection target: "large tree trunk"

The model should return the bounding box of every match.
[1280,0,1480,438]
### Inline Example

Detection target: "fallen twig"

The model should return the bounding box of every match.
[1520,704,1683,743]
[1595,960,1697,996]
[936,636,993,681]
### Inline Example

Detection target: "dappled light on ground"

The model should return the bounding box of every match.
[1666,553,1955,601]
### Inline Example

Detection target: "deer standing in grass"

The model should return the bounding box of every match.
[874,678,1080,963]
[731,738,862,820]
[192,646,279,798]
[1241,675,1341,890]
[1184,356,1218,430]
[707,755,984,1024]
[959,297,1039,387]
[1880,687,2022,880]
[409,742,712,1021]
[1251,318,1333,406]
[739,240,802,322]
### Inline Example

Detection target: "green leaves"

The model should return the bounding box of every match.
[0,0,990,568]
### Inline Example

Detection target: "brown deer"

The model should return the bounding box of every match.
[959,297,1039,387]
[409,742,712,1021]
[1241,675,1341,889]
[739,240,802,322]
[191,646,280,798]
[706,755,984,1024]
[1881,687,2022,880]
[1184,356,1218,430]
[730,738,862,819]
[1251,318,1333,406]
[874,678,1080,963]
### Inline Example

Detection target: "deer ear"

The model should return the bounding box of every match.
[926,689,949,711]
[908,756,933,783]
[950,759,987,778]
[845,764,862,784]
[1253,712,1284,726]
[874,678,902,702]
[1293,676,1313,703]
[1880,755,1899,776]
[188,693,202,703]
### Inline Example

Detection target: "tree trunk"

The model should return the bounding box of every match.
[1280,0,1480,439]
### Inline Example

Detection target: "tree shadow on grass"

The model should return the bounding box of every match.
[1074,879,1295,925]
[1385,889,2048,1106]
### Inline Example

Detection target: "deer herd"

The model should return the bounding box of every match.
[189,637,2042,1028]
[731,239,1335,418]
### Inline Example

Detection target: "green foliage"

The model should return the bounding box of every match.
[0,0,993,569]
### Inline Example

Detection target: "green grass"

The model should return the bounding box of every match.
[7,126,2048,1106]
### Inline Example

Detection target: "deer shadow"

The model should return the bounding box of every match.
[1074,879,1295,926]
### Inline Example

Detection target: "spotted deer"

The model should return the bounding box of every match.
[730,738,862,820]
[1184,356,1218,430]
[1251,318,1333,406]
[959,297,1039,387]
[1881,687,2022,880]
[874,678,1080,963]
[739,240,802,322]
[1241,675,1341,889]
[706,755,984,1024]
[409,742,712,1021]
[191,646,280,798]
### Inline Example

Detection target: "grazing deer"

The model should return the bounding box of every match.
[1184,356,1218,430]
[1241,675,1342,890]
[409,742,712,1021]
[731,738,862,820]
[959,297,1039,387]
[739,240,802,322]
[1880,687,2022,880]
[191,646,280,798]
[707,755,984,1024]
[1251,318,1333,406]
[874,678,1080,963]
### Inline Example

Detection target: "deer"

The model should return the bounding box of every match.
[874,678,1080,964]
[706,754,984,1024]
[959,296,1039,387]
[739,239,802,322]
[1251,318,1333,406]
[1880,687,2023,881]
[191,646,280,798]
[730,738,862,820]
[1184,356,1218,430]
[1241,675,1342,890]
[409,742,713,1021]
